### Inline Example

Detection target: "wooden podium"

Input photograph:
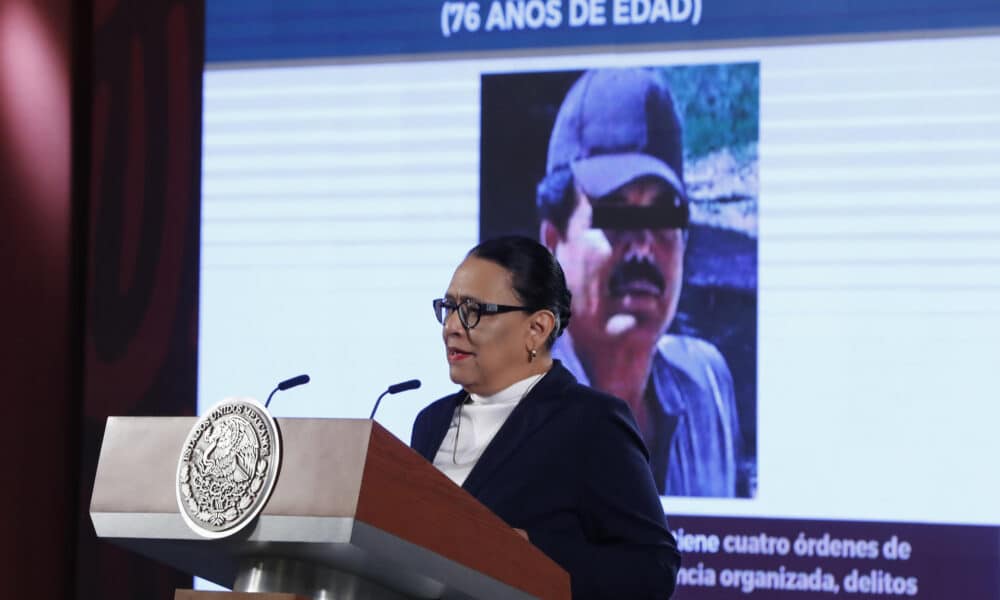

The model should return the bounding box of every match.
[91,417,570,599]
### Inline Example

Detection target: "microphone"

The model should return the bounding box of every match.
[387,379,421,395]
[370,379,421,420]
[265,374,311,408]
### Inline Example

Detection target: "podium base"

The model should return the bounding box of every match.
[176,592,308,600]
[232,557,411,600]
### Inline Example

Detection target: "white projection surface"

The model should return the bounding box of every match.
[199,35,1000,528]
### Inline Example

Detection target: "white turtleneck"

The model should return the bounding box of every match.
[432,372,545,486]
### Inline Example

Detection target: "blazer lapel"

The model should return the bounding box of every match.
[461,362,576,496]
[414,391,465,461]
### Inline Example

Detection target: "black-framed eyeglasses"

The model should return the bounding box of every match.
[432,297,533,330]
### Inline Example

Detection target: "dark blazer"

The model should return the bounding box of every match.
[410,361,680,599]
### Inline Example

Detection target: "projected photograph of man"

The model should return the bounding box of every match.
[480,65,759,498]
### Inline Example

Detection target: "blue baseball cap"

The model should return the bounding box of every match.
[545,68,686,201]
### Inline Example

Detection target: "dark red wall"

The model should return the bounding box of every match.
[0,0,203,597]
[76,1,204,598]
[0,0,76,597]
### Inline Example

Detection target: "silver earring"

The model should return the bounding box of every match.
[528,348,537,362]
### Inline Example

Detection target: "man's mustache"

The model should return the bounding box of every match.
[608,255,666,296]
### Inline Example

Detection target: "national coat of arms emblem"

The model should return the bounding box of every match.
[176,397,281,538]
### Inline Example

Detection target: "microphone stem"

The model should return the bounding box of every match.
[265,386,280,409]
[370,389,391,420]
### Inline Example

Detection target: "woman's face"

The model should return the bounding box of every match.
[442,256,535,396]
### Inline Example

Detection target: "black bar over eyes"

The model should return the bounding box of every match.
[591,202,689,230]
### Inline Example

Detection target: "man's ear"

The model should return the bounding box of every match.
[540,219,562,253]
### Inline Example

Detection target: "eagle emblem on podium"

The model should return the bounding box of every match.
[176,397,281,538]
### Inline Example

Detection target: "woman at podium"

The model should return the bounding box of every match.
[411,235,680,599]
